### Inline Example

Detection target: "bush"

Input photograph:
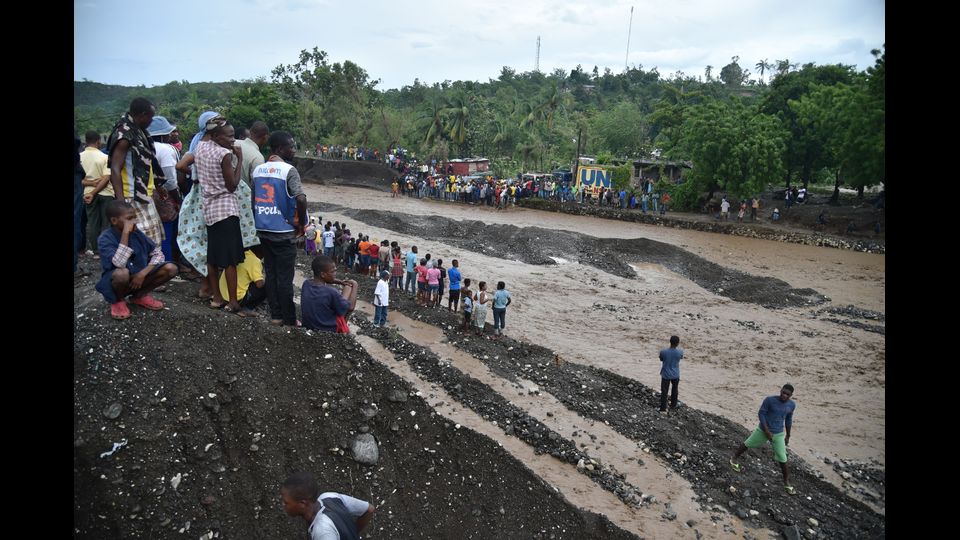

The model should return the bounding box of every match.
[663,180,701,211]
[609,165,632,190]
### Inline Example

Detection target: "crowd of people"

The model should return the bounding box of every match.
[75,97,517,338]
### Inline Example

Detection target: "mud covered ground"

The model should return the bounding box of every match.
[346,274,885,539]
[73,263,634,540]
[315,203,827,310]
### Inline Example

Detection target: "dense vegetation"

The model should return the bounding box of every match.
[75,47,884,208]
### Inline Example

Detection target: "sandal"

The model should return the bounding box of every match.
[236,309,257,318]
[110,301,131,320]
[130,295,164,310]
[729,460,742,473]
[784,485,796,495]
[209,301,226,309]
[223,304,242,314]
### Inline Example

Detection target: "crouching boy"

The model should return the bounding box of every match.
[96,200,178,320]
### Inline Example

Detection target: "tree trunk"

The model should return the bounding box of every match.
[857,185,864,199]
[784,170,791,189]
[801,164,810,189]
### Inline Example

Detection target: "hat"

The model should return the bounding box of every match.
[148,116,177,137]
[380,270,390,279]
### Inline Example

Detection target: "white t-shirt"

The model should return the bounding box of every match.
[322,230,335,248]
[309,492,370,540]
[374,279,390,306]
[721,200,730,212]
[154,142,180,191]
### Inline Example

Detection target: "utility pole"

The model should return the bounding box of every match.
[573,127,582,192]
[625,6,634,71]
[535,36,541,72]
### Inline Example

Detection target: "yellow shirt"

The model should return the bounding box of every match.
[80,147,114,197]
[219,250,264,300]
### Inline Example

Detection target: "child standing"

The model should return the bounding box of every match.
[96,201,179,319]
[460,279,473,331]
[415,258,428,304]
[373,270,390,327]
[304,217,319,256]
[301,255,358,333]
[426,262,441,306]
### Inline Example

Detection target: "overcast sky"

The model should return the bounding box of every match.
[75,0,884,89]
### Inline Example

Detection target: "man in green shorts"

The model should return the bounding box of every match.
[730,384,798,495]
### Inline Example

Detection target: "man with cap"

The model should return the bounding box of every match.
[373,269,390,327]
[107,97,167,245]
[147,115,181,261]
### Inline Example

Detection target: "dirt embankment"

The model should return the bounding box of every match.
[517,199,885,255]
[73,270,634,539]
[294,157,399,191]
[315,204,827,310]
[345,274,886,539]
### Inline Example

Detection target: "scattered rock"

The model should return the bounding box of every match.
[351,434,379,465]
[102,402,123,420]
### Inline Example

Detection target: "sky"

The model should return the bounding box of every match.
[74,0,884,89]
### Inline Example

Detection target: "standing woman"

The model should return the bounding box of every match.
[390,246,404,290]
[473,281,492,337]
[195,118,245,313]
[176,112,259,296]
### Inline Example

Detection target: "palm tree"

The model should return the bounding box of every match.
[418,95,447,147]
[538,83,568,130]
[755,59,769,84]
[442,92,471,151]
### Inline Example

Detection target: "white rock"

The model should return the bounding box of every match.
[808,518,819,527]
[324,354,333,359]
[170,473,182,490]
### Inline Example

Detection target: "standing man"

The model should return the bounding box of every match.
[658,335,683,413]
[730,384,798,495]
[751,197,760,221]
[252,131,308,326]
[280,472,375,540]
[81,131,115,253]
[404,245,418,296]
[720,197,731,220]
[106,97,167,245]
[321,224,335,257]
[447,259,462,311]
[237,121,269,187]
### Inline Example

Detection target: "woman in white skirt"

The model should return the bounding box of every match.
[473,281,493,336]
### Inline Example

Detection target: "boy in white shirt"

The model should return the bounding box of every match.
[373,270,390,327]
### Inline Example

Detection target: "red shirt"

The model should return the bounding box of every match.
[369,244,380,258]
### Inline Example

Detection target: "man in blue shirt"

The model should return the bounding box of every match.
[447,259,462,311]
[403,246,418,296]
[301,255,357,333]
[658,335,683,413]
[730,384,798,495]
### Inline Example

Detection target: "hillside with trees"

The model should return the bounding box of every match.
[75,46,884,209]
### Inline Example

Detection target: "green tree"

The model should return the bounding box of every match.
[667,98,787,202]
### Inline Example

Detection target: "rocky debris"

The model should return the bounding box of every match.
[357,317,646,509]
[386,389,409,403]
[515,198,885,254]
[102,402,123,420]
[315,204,828,309]
[345,274,886,539]
[351,434,380,465]
[73,274,635,540]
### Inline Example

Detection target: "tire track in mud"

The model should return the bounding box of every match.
[314,203,826,310]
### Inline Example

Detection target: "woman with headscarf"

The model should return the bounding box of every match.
[176,112,260,297]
